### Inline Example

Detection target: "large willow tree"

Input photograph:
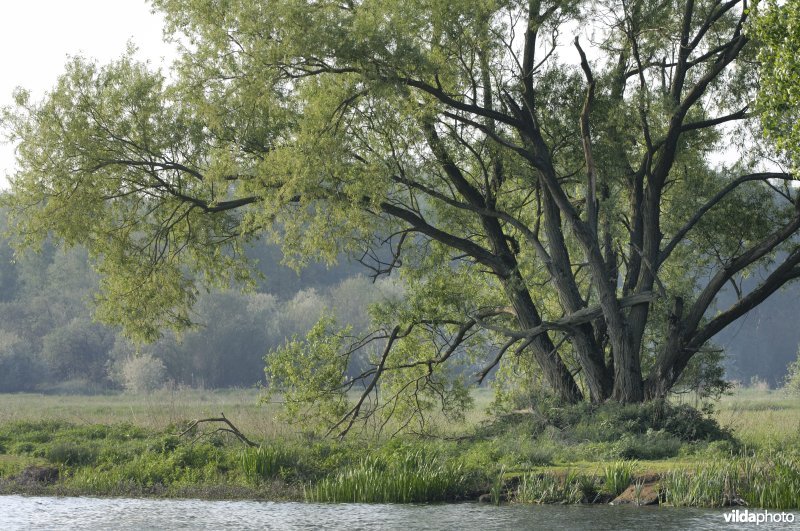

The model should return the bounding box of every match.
[3,0,799,432]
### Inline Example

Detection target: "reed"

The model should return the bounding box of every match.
[662,454,800,509]
[602,460,636,496]
[304,450,469,503]
[514,470,593,504]
[240,445,296,482]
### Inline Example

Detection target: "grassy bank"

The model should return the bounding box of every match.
[0,387,798,508]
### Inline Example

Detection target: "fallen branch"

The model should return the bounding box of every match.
[179,412,257,447]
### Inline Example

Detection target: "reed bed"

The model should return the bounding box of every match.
[514,469,596,504]
[240,445,298,482]
[662,454,800,509]
[304,451,471,503]
[602,460,636,497]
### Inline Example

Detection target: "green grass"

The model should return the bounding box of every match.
[0,389,287,439]
[602,460,636,496]
[662,454,800,509]
[713,388,800,449]
[240,445,299,482]
[0,386,798,506]
[304,450,474,503]
[515,469,596,504]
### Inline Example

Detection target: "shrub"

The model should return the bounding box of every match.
[615,430,683,460]
[784,351,800,395]
[0,343,44,392]
[119,354,167,393]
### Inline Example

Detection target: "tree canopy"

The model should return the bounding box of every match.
[3,0,800,434]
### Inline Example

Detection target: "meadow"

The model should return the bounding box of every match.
[0,386,798,507]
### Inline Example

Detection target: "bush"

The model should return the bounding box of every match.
[615,430,684,460]
[565,400,732,443]
[119,354,167,393]
[0,338,45,392]
[784,351,800,395]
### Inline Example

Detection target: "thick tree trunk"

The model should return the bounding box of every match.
[540,191,612,402]
[610,334,644,402]
[501,272,583,403]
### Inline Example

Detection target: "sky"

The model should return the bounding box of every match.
[0,0,176,189]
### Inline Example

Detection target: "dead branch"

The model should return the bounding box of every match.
[179,412,257,447]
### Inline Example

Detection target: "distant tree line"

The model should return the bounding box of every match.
[0,206,401,393]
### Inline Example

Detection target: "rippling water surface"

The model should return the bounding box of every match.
[1,496,798,530]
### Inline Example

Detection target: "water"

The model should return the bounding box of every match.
[0,496,798,530]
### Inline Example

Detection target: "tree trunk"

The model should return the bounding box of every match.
[501,272,583,403]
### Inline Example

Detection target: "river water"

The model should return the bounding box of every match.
[0,496,798,530]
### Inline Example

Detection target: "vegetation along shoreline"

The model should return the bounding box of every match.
[1,388,797,509]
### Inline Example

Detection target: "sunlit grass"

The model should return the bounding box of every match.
[713,388,800,449]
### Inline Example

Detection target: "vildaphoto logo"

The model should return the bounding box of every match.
[723,509,796,525]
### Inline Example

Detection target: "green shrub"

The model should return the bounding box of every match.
[615,430,683,460]
[118,354,167,393]
[784,351,800,395]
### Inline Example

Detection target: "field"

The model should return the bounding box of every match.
[0,388,283,439]
[0,386,798,507]
[713,387,800,448]
[2,386,798,446]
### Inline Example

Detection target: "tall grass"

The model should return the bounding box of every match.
[240,445,297,481]
[304,451,470,503]
[662,454,800,509]
[602,460,636,496]
[514,470,594,504]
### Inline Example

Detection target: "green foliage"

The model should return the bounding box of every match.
[40,319,114,383]
[304,450,474,503]
[754,0,800,169]
[783,349,800,395]
[264,317,351,430]
[1,0,797,422]
[45,442,98,466]
[601,460,636,496]
[240,445,299,482]
[117,353,168,393]
[515,470,595,504]
[663,454,800,509]
[0,337,44,392]
[672,348,733,401]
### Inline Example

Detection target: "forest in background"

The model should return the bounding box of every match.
[0,204,403,393]
[0,203,796,394]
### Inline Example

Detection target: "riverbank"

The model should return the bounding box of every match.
[0,388,798,508]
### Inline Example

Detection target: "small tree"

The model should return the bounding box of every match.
[784,350,800,395]
[119,353,167,394]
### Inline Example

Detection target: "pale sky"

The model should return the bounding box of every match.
[0,0,176,188]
